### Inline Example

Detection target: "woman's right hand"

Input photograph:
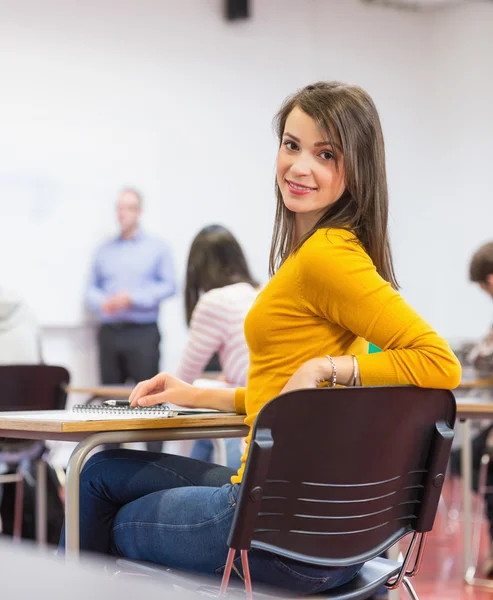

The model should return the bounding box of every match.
[129,373,199,408]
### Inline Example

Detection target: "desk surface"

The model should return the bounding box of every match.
[0,410,246,433]
[0,410,247,442]
[0,398,490,441]
[458,377,493,390]
[456,402,493,419]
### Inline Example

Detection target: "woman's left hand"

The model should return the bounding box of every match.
[280,357,331,394]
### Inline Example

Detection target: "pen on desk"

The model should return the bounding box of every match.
[104,399,131,407]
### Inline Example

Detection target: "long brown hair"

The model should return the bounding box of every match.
[185,224,257,324]
[269,81,398,289]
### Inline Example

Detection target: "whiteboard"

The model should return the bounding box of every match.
[0,121,161,327]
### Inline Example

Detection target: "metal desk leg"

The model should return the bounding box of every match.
[462,419,473,579]
[65,426,246,560]
[387,542,401,600]
[35,460,47,546]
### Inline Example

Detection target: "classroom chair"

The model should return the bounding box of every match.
[0,364,69,539]
[115,385,455,599]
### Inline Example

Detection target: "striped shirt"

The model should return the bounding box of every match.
[176,282,258,386]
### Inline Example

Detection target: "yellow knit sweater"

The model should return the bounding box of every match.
[230,228,461,484]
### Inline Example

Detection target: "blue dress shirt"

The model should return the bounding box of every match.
[86,230,176,324]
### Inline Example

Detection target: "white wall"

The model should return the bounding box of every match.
[0,0,491,422]
[0,0,318,389]
[426,1,493,342]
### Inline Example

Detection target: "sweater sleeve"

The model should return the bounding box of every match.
[234,387,246,414]
[297,231,461,389]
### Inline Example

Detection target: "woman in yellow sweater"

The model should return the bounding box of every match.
[65,82,461,595]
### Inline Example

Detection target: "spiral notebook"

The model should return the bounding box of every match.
[72,402,221,419]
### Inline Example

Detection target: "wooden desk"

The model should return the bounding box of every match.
[458,378,493,391]
[0,410,248,558]
[457,401,493,419]
[0,411,246,440]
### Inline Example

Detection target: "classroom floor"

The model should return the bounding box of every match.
[407,477,493,599]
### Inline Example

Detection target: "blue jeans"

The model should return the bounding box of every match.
[60,450,362,596]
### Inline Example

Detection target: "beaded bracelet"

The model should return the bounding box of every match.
[325,355,337,387]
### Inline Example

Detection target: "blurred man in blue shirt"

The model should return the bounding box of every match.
[86,189,176,445]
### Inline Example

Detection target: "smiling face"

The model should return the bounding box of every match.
[276,106,346,238]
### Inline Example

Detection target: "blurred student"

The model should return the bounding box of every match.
[0,287,40,512]
[176,224,259,468]
[468,242,493,372]
[462,242,493,576]
[0,287,40,365]
[86,188,176,451]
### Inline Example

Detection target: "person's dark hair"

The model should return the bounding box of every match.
[270,81,398,289]
[469,242,493,283]
[185,225,257,324]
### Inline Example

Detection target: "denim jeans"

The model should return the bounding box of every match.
[59,449,362,596]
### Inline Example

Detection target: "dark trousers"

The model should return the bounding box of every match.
[98,322,162,452]
[451,424,493,539]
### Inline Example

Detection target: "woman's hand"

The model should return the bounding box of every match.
[129,373,199,408]
[280,358,331,394]
[281,355,359,393]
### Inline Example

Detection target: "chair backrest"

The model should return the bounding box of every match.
[228,386,456,567]
[0,365,70,412]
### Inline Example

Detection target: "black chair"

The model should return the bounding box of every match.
[0,365,69,412]
[116,386,455,599]
[218,386,455,599]
[0,365,70,539]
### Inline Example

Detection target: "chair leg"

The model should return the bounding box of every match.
[219,548,236,597]
[13,476,24,542]
[241,549,253,600]
[402,576,419,600]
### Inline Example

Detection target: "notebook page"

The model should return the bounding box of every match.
[0,410,173,422]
